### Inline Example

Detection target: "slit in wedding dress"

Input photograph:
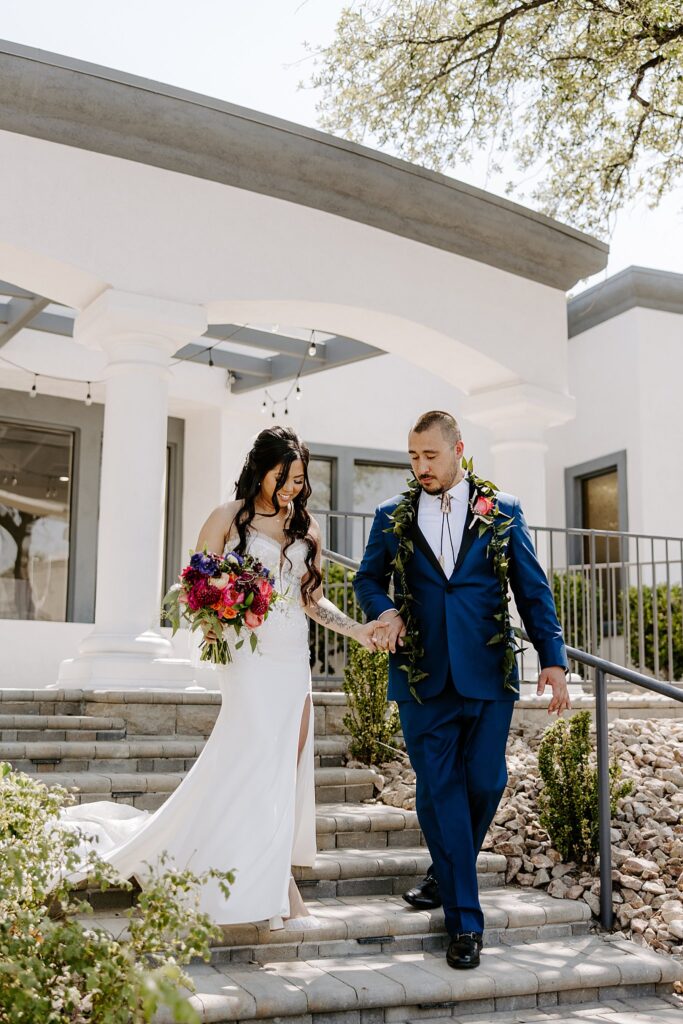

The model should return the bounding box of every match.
[283,695,317,927]
[297,694,312,764]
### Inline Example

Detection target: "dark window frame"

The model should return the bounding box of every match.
[0,388,184,623]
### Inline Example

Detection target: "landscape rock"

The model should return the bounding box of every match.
[365,714,683,964]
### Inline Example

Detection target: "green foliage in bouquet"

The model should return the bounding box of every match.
[342,643,401,765]
[537,711,632,865]
[0,762,234,1024]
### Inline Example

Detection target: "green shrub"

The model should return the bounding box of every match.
[0,762,234,1023]
[627,583,682,680]
[537,711,632,864]
[342,643,401,765]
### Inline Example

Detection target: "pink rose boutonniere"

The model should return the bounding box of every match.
[470,493,496,524]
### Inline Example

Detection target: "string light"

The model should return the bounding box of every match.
[308,330,317,358]
[208,348,214,368]
[29,374,38,399]
[85,382,92,406]
[261,400,267,415]
[296,384,302,401]
[226,370,237,393]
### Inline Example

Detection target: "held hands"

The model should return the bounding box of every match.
[537,666,572,715]
[371,610,406,654]
[352,620,392,652]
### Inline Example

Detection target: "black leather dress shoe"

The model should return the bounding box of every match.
[402,873,442,909]
[446,932,483,969]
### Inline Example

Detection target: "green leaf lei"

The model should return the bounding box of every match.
[385,456,523,701]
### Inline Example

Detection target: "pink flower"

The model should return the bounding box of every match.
[244,610,264,630]
[473,495,495,517]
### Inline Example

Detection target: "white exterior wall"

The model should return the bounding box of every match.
[545,306,683,537]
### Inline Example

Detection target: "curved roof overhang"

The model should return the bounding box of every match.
[0,40,607,293]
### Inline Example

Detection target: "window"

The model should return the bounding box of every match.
[353,462,409,514]
[565,452,628,567]
[308,457,334,509]
[0,420,74,620]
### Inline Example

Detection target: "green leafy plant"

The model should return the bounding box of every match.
[0,762,234,1023]
[628,583,682,681]
[537,711,632,865]
[342,643,401,765]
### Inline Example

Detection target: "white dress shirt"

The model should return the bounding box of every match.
[417,475,470,578]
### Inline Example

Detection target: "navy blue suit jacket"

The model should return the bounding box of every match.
[353,482,568,703]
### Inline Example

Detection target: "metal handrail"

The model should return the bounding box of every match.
[321,547,683,932]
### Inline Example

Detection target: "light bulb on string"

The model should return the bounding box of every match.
[261,399,268,415]
[296,383,302,400]
[208,349,214,368]
[308,330,317,358]
[11,475,17,487]
[29,374,38,399]
[85,382,92,406]
[227,370,237,393]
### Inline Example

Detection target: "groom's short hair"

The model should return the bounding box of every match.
[412,411,462,445]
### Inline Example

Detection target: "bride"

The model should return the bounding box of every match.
[61,426,387,929]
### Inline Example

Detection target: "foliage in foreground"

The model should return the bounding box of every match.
[343,643,401,764]
[0,762,234,1023]
[312,0,683,233]
[537,711,633,864]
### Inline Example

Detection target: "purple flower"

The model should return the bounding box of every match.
[225,550,244,567]
[190,551,221,576]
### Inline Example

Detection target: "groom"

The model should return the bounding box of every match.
[354,411,570,969]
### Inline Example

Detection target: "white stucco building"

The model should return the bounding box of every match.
[0,43,680,690]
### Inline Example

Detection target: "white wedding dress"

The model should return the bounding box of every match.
[60,531,317,927]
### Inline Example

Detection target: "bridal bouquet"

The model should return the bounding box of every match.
[162,548,279,664]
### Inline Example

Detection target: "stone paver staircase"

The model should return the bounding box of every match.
[1,687,682,1023]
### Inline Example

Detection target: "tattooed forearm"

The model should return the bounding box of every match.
[306,597,359,637]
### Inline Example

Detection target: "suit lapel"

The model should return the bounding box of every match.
[451,479,476,577]
[409,517,447,581]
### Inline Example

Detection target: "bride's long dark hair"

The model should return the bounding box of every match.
[234,427,322,603]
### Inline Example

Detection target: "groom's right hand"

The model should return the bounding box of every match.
[377,609,407,653]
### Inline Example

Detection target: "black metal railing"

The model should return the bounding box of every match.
[322,548,683,932]
[315,510,683,685]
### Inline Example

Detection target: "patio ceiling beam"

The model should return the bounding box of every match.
[174,343,272,379]
[205,323,327,362]
[0,295,50,349]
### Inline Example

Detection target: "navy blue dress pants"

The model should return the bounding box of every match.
[398,677,514,936]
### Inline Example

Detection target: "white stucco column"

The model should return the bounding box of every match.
[57,289,207,689]
[462,383,576,529]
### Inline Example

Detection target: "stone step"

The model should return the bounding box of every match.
[32,766,381,811]
[0,713,126,742]
[150,934,683,1023]
[0,689,355,737]
[0,731,350,768]
[84,888,592,962]
[0,738,205,773]
[316,804,424,851]
[292,848,506,899]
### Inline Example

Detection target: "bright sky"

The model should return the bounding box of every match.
[3,0,682,293]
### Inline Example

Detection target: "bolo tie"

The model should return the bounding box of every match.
[439,491,457,572]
